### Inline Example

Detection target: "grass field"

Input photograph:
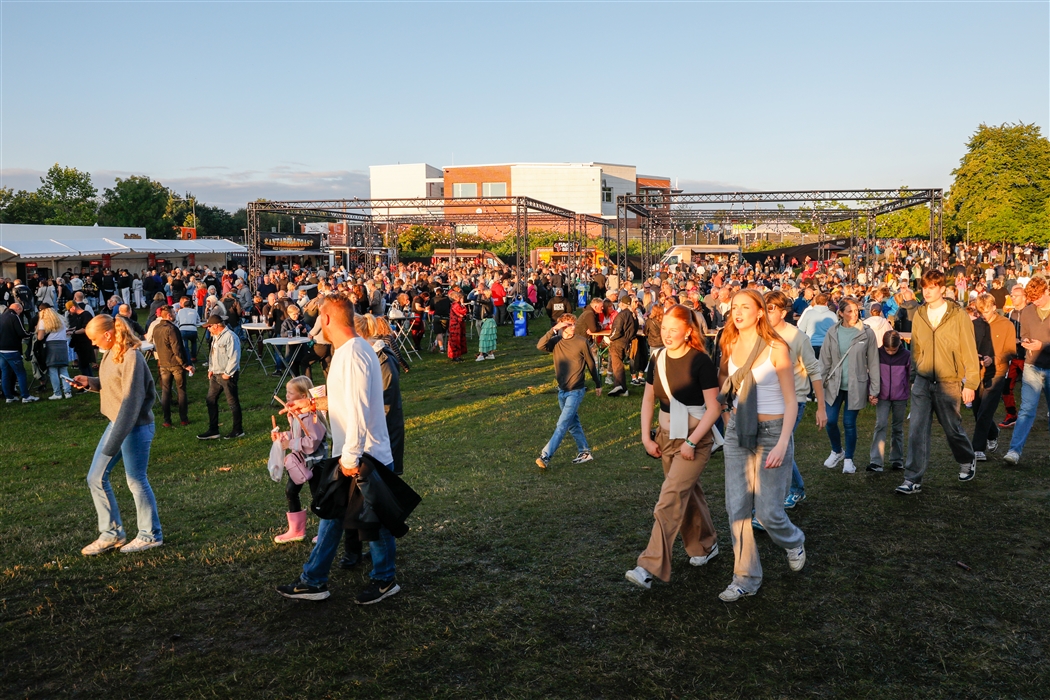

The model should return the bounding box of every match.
[3,325,1049,699]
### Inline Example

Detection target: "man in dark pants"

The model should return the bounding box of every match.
[897,270,980,494]
[66,301,95,377]
[606,296,638,397]
[152,305,193,427]
[198,315,243,440]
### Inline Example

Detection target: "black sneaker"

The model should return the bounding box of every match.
[998,416,1017,429]
[276,579,330,601]
[607,385,625,397]
[866,463,884,472]
[197,430,220,440]
[338,553,361,570]
[355,578,400,605]
[891,461,905,470]
[223,431,245,440]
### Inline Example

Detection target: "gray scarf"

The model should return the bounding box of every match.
[718,339,768,450]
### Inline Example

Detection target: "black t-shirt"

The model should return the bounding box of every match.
[646,347,719,412]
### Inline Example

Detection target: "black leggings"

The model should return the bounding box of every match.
[286,478,306,512]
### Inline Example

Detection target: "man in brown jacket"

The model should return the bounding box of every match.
[897,270,981,494]
[971,293,1016,461]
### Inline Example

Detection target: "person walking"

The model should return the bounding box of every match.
[717,289,805,602]
[867,330,910,472]
[764,291,827,509]
[606,296,638,397]
[197,314,244,440]
[276,294,401,605]
[535,313,602,468]
[175,297,200,363]
[1002,277,1050,465]
[896,270,980,494]
[66,300,95,377]
[0,302,38,404]
[797,293,837,358]
[818,298,880,475]
[625,305,721,590]
[34,306,73,400]
[152,305,193,428]
[70,314,162,555]
[999,283,1027,428]
[967,293,1013,460]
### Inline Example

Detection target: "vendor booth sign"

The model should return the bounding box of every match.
[261,233,321,254]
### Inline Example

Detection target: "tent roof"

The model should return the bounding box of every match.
[111,239,179,253]
[68,238,131,256]
[0,239,77,260]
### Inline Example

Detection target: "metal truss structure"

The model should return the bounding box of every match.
[247,196,577,287]
[616,189,944,279]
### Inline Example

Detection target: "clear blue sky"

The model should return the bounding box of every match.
[2,1,1047,210]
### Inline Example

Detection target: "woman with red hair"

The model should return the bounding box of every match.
[716,289,806,602]
[625,305,721,590]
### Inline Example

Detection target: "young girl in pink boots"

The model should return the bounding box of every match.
[270,376,329,543]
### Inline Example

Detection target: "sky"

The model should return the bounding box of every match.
[2,1,1047,211]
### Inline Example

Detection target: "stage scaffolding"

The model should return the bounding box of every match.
[616,189,944,280]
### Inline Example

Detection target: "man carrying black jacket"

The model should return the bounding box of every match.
[535,313,602,469]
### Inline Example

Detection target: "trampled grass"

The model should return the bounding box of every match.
[2,325,1049,698]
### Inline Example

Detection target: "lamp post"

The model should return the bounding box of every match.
[967,221,972,247]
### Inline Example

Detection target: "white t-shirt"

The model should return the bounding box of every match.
[326,336,393,466]
[927,302,948,328]
[36,321,66,342]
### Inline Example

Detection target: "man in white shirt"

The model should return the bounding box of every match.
[797,294,838,358]
[277,294,400,605]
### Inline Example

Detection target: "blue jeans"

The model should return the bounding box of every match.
[1008,363,1050,457]
[87,422,161,542]
[825,390,859,459]
[181,330,198,361]
[301,520,397,587]
[48,365,71,396]
[0,351,30,399]
[541,388,589,458]
[789,402,806,496]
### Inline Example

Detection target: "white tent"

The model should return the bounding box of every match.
[0,239,77,261]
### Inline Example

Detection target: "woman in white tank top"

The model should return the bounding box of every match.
[716,288,806,603]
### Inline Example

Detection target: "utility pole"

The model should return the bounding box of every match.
[967,221,972,247]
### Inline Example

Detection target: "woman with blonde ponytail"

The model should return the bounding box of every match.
[70,314,162,556]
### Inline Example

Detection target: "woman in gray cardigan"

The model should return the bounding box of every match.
[71,314,162,556]
[818,297,880,474]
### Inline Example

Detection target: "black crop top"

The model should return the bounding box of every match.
[646,347,719,412]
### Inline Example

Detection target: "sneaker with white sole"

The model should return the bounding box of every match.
[784,492,806,509]
[81,536,126,556]
[895,479,922,495]
[485,353,495,360]
[355,578,400,605]
[276,579,330,601]
[48,394,63,401]
[571,451,593,464]
[959,458,976,482]
[625,566,654,589]
[718,583,756,602]
[604,376,614,385]
[607,385,626,397]
[22,396,39,404]
[824,451,844,469]
[535,454,550,469]
[1002,450,1020,465]
[866,463,884,473]
[786,544,806,572]
[842,459,856,474]
[689,542,719,567]
[974,451,987,462]
[986,439,998,453]
[475,354,486,362]
[121,538,163,554]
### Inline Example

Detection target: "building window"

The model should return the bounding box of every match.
[453,183,477,198]
[482,182,507,197]
[602,186,613,203]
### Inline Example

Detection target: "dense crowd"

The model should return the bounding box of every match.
[3,236,1050,603]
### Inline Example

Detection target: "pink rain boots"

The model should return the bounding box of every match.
[274,511,307,544]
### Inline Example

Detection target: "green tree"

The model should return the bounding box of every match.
[97,175,176,238]
[36,164,98,226]
[0,187,54,224]
[948,122,1050,244]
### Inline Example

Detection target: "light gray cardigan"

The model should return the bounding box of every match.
[818,322,880,410]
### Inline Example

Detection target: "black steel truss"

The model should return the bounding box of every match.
[616,188,944,278]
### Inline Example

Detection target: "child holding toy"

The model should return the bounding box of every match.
[270,376,329,543]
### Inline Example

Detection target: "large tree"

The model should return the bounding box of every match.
[947,122,1050,244]
[0,187,54,224]
[97,175,177,238]
[36,164,98,226]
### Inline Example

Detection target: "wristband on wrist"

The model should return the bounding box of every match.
[684,439,696,448]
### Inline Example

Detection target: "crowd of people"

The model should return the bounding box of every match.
[3,236,1050,604]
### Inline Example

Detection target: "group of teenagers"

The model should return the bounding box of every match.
[535,267,1048,602]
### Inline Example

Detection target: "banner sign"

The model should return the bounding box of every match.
[102,254,112,269]
[301,222,347,247]
[262,232,321,254]
[180,227,197,240]
[553,241,580,252]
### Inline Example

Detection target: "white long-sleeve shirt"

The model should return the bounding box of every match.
[326,336,393,466]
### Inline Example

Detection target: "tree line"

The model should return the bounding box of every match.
[2,122,1047,247]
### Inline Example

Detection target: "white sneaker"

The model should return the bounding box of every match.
[1003,450,1020,465]
[121,538,163,554]
[689,542,719,567]
[604,376,614,385]
[22,396,39,404]
[5,398,17,404]
[486,353,495,360]
[842,459,856,474]
[48,394,63,401]
[786,544,806,572]
[824,451,844,469]
[475,354,486,362]
[718,583,756,602]
[974,451,987,462]
[625,566,653,590]
[986,439,998,453]
[81,536,126,556]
